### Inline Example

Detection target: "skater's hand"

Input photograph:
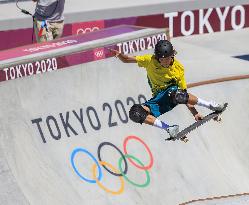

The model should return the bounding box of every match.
[108,48,120,57]
[108,49,136,63]
[194,113,203,121]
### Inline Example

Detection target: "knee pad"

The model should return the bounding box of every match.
[129,104,148,124]
[171,89,189,104]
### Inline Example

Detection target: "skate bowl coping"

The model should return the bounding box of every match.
[0,25,166,70]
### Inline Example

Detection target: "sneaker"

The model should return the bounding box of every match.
[166,125,179,138]
[209,102,226,112]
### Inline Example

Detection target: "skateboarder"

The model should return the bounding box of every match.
[109,40,226,138]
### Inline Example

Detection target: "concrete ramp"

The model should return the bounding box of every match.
[0,26,249,205]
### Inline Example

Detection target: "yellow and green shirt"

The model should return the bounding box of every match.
[135,54,187,96]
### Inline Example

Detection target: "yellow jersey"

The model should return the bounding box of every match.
[135,54,187,96]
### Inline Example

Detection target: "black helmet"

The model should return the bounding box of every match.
[154,40,174,60]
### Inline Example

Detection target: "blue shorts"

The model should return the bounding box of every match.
[143,86,178,117]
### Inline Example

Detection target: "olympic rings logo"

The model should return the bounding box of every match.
[94,50,104,58]
[70,135,154,195]
[77,27,100,35]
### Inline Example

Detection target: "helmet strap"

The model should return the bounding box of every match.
[170,57,174,66]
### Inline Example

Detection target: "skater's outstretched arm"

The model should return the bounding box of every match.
[109,48,137,63]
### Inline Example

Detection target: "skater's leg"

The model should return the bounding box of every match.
[129,104,178,137]
[187,93,225,112]
[187,93,198,105]
[142,105,179,137]
[128,104,169,129]
[141,105,170,129]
